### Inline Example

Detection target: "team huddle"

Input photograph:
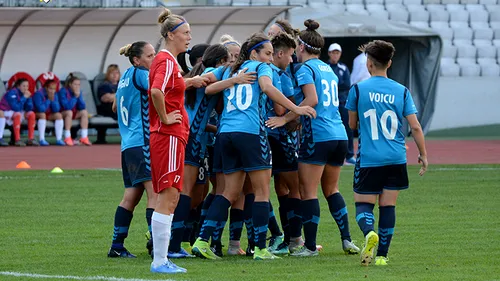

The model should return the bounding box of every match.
[107,8,429,275]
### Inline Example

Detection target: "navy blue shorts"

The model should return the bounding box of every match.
[121,146,152,188]
[206,145,215,177]
[218,132,271,174]
[353,163,409,194]
[185,133,207,167]
[298,140,347,166]
[212,136,223,174]
[268,134,298,174]
[196,155,209,185]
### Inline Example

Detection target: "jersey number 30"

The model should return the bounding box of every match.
[120,96,129,127]
[364,109,397,140]
[227,84,253,112]
[321,79,339,107]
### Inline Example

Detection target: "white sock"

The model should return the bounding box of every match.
[81,128,88,138]
[38,119,47,141]
[55,120,63,141]
[0,118,5,139]
[152,212,174,267]
[64,130,71,139]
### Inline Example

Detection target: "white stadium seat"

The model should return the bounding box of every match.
[410,21,430,28]
[426,4,446,12]
[450,21,469,29]
[430,9,450,22]
[473,39,492,46]
[465,4,485,11]
[453,27,474,40]
[460,0,479,3]
[403,0,421,4]
[477,45,497,57]
[431,21,450,29]
[441,57,456,65]
[454,38,473,45]
[251,0,269,5]
[469,9,490,23]
[367,4,385,12]
[479,0,497,4]
[347,4,370,15]
[457,44,477,58]
[232,0,251,5]
[441,61,461,76]
[450,9,470,22]
[493,39,500,47]
[326,0,344,4]
[385,0,404,4]
[389,9,410,21]
[406,4,426,11]
[442,44,459,58]
[410,9,430,21]
[386,3,405,11]
[288,0,307,5]
[474,28,494,40]
[367,0,384,4]
[442,0,460,3]
[479,60,500,76]
[437,27,454,40]
[459,61,481,76]
[371,9,390,19]
[471,22,490,29]
[328,4,345,12]
[446,3,465,11]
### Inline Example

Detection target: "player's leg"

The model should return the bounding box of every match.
[75,109,91,145]
[374,164,408,266]
[48,112,65,145]
[338,104,355,164]
[10,111,25,146]
[228,193,245,256]
[22,111,37,146]
[36,112,49,146]
[242,176,256,256]
[150,134,186,273]
[62,110,74,146]
[353,164,385,266]
[143,180,156,258]
[0,110,7,146]
[322,141,359,254]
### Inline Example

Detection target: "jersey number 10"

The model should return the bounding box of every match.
[227,84,253,112]
[364,109,397,140]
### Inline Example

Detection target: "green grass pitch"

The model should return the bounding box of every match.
[0,165,499,281]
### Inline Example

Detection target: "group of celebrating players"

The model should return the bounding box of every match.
[106,8,429,275]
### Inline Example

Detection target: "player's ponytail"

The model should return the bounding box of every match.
[231,33,269,76]
[297,19,323,55]
[185,44,229,109]
[119,41,149,66]
[158,8,187,40]
[64,73,79,88]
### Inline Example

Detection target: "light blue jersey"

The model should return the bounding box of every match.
[116,66,150,152]
[295,58,347,142]
[345,76,418,168]
[219,61,272,135]
[185,66,224,140]
[266,64,295,137]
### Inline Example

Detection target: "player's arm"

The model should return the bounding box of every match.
[150,88,170,124]
[150,61,182,125]
[348,111,358,130]
[112,95,117,113]
[32,92,45,113]
[184,76,210,90]
[205,68,257,95]
[406,114,428,176]
[260,76,315,119]
[205,124,217,133]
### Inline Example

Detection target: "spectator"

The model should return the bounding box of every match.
[57,73,91,146]
[0,78,37,146]
[97,64,120,119]
[327,43,355,164]
[351,51,371,85]
[33,79,65,146]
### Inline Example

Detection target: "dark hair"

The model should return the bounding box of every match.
[65,73,80,88]
[178,44,210,74]
[271,33,297,54]
[185,44,229,109]
[231,33,270,75]
[360,40,395,68]
[275,19,300,38]
[119,41,149,66]
[13,78,28,89]
[43,79,57,88]
[298,19,323,55]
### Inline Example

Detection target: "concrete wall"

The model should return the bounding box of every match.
[428,77,500,131]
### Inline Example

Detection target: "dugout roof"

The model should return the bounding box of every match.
[0,6,289,81]
[288,11,443,134]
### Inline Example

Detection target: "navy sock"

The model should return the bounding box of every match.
[199,195,231,242]
[169,194,191,252]
[278,195,290,243]
[327,193,351,241]
[287,198,302,239]
[244,193,255,247]
[191,204,202,245]
[182,208,197,243]
[301,199,320,251]
[199,193,215,232]
[145,208,154,237]
[355,202,376,236]
[268,201,282,237]
[111,206,133,249]
[377,206,396,257]
[229,208,244,241]
[253,201,269,250]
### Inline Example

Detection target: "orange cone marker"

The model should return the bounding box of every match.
[16,161,31,169]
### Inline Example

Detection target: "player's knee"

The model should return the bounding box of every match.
[53,112,62,120]
[12,112,21,119]
[63,110,73,118]
[0,110,4,118]
[36,113,47,120]
[80,110,88,118]
[26,111,35,119]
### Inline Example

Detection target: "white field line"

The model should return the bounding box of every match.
[0,271,180,281]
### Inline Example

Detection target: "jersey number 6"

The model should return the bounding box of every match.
[120,96,129,127]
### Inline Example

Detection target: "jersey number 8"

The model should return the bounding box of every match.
[321,79,339,107]
[120,96,129,127]
[227,84,253,112]
[364,109,397,140]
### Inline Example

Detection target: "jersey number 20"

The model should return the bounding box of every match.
[364,109,397,140]
[120,96,129,127]
[321,79,339,107]
[227,84,252,112]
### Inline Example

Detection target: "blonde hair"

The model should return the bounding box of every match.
[158,8,187,40]
[105,64,120,82]
[220,34,240,47]
[119,44,132,56]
